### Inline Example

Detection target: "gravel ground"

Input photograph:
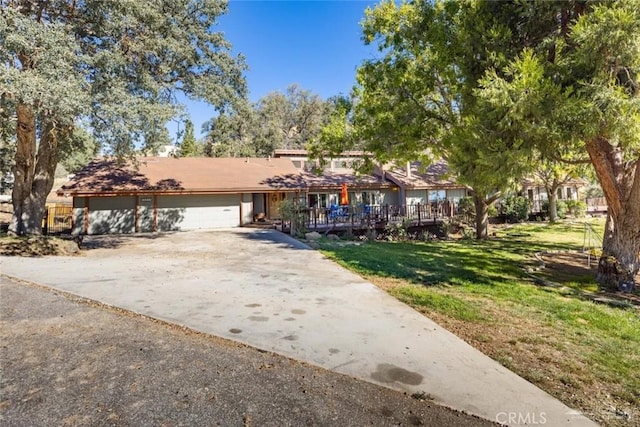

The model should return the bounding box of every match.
[0,277,496,427]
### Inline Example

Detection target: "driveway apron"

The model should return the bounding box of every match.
[0,228,596,426]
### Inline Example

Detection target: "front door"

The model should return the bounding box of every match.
[268,192,286,219]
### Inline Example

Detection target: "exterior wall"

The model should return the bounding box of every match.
[137,195,154,233]
[156,194,240,230]
[241,193,253,225]
[88,196,136,235]
[72,197,86,235]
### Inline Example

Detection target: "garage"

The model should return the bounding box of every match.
[156,194,240,230]
[60,157,302,235]
[87,196,136,234]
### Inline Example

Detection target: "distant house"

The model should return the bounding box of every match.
[521,177,588,213]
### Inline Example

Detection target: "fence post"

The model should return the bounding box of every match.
[43,208,49,235]
[417,203,421,225]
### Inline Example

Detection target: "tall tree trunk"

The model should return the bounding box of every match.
[546,180,560,222]
[10,111,61,236]
[474,194,489,240]
[586,137,640,291]
[10,104,37,235]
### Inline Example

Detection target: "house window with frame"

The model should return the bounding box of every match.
[360,191,381,206]
[308,193,329,208]
[428,190,446,202]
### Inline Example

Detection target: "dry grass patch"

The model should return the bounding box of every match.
[0,235,81,257]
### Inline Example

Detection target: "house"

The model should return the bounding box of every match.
[58,157,302,234]
[273,149,400,210]
[56,153,482,235]
[383,160,470,218]
[521,177,587,213]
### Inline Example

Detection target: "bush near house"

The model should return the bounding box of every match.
[500,195,530,223]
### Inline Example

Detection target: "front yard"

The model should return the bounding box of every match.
[317,219,639,427]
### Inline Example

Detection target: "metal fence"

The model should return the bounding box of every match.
[43,204,73,235]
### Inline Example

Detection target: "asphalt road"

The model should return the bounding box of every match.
[0,277,497,427]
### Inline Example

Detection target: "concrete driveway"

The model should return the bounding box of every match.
[1,228,596,426]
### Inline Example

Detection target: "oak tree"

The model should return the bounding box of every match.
[0,0,247,235]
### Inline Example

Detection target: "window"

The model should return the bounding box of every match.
[428,190,446,202]
[446,189,466,204]
[360,191,382,205]
[308,193,329,208]
[330,159,351,169]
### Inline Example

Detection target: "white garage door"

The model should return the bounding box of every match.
[156,194,240,230]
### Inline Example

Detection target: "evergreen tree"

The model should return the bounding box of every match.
[179,120,198,157]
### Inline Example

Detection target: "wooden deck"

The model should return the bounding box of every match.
[279,203,453,233]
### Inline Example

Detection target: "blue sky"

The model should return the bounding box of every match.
[175,0,379,140]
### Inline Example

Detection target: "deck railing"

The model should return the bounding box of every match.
[285,202,456,231]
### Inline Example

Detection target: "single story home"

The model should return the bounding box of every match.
[521,177,587,213]
[61,152,587,235]
[58,157,303,234]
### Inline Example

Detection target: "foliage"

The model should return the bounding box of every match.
[1,0,247,234]
[565,200,588,218]
[318,0,540,239]
[0,138,15,193]
[501,195,530,223]
[456,196,475,226]
[205,84,332,158]
[383,219,411,241]
[179,120,199,157]
[475,0,640,286]
[278,198,307,235]
[57,127,98,173]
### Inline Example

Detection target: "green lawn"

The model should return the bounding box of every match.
[317,219,639,427]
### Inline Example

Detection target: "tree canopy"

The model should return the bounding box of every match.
[477,0,640,289]
[314,0,638,288]
[204,84,333,157]
[1,0,247,234]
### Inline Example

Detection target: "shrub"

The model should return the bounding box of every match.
[565,200,587,218]
[501,195,530,223]
[456,196,475,225]
[383,219,411,241]
[279,199,308,234]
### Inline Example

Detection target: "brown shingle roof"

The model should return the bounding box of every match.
[385,160,468,189]
[301,171,392,190]
[58,157,304,196]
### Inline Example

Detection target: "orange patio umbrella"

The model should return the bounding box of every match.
[340,182,349,205]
